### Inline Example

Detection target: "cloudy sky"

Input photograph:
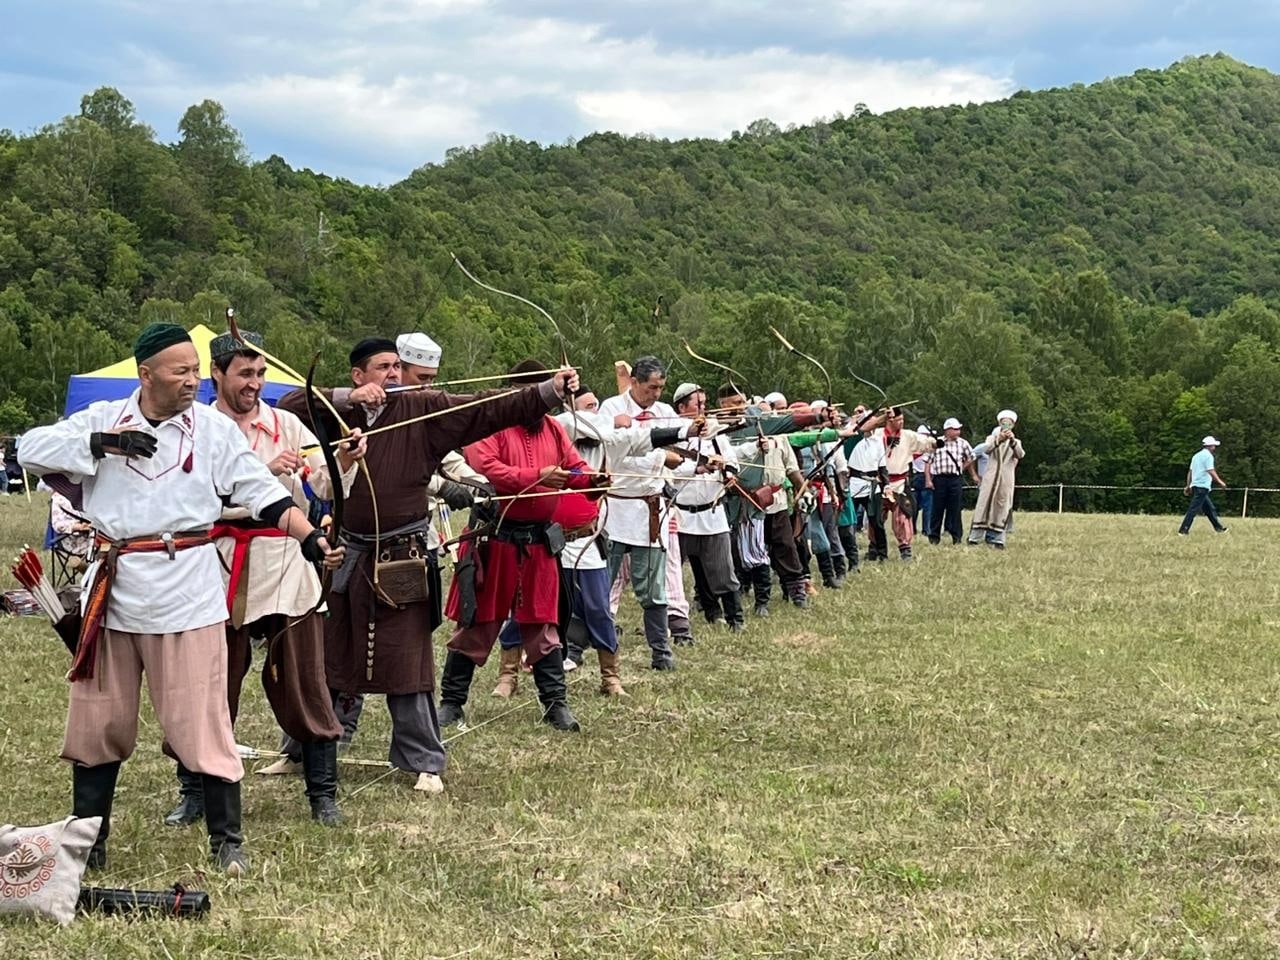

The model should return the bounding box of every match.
[3,1,1277,184]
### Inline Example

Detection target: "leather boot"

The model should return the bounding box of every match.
[202,775,248,877]
[643,605,676,670]
[816,551,840,588]
[164,762,205,827]
[437,650,476,727]
[531,649,580,731]
[832,552,847,581]
[301,740,342,826]
[720,590,746,634]
[597,648,626,696]
[491,645,521,699]
[751,564,772,612]
[73,761,120,871]
[787,579,810,608]
[564,615,589,669]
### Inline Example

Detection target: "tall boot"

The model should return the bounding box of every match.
[73,761,120,871]
[437,650,476,727]
[163,762,205,827]
[831,551,848,585]
[491,645,521,698]
[751,565,772,618]
[564,615,589,669]
[300,740,342,826]
[202,775,248,877]
[597,648,626,696]
[720,590,746,633]
[786,578,810,609]
[643,605,676,670]
[531,648,580,731]
[839,526,859,573]
[816,551,840,589]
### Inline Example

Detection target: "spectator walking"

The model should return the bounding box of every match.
[1178,436,1228,535]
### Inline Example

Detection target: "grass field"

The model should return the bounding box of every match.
[2,491,1278,958]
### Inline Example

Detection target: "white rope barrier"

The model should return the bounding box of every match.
[1010,483,1280,517]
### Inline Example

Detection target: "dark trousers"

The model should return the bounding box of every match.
[929,474,964,544]
[857,496,887,561]
[1180,487,1225,533]
[912,478,933,535]
[764,511,804,587]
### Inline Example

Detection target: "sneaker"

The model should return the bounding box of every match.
[1216,526,1229,534]
[563,657,578,672]
[671,633,695,647]
[651,655,677,671]
[1177,530,1189,536]
[215,843,249,878]
[754,604,770,619]
[437,702,466,727]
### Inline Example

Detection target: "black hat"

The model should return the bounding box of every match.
[349,337,398,368]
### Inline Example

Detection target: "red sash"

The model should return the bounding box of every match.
[210,523,287,615]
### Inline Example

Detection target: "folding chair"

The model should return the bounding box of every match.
[44,515,87,588]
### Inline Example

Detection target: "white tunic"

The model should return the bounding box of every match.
[844,435,888,498]
[731,436,799,515]
[672,429,738,536]
[19,390,287,634]
[597,392,678,547]
[212,400,356,626]
[555,411,660,570]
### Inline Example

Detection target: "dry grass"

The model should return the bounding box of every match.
[3,492,1279,958]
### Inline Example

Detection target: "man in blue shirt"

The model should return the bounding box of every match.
[1178,436,1228,535]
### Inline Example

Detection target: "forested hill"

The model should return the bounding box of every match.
[3,53,1280,503]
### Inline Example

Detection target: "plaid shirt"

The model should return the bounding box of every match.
[930,437,973,475]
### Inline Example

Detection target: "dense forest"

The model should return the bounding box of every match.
[3,53,1280,511]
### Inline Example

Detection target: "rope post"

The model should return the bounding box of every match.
[1241,487,1249,519]
[1057,483,1064,515]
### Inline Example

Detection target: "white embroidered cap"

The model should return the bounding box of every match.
[396,332,442,368]
[997,409,1018,424]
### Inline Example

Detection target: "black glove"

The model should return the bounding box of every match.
[91,431,158,460]
[437,479,480,511]
[300,529,330,563]
[877,466,890,485]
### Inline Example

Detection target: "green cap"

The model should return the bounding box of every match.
[133,323,192,364]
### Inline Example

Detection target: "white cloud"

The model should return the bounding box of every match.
[573,49,1014,138]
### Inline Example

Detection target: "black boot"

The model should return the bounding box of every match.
[643,605,676,670]
[786,579,810,609]
[564,615,589,668]
[751,564,772,616]
[202,775,248,877]
[163,762,205,827]
[838,526,859,572]
[437,650,476,727]
[720,590,746,633]
[73,761,120,871]
[831,552,848,585]
[531,649,580,731]
[301,741,342,826]
[816,551,840,588]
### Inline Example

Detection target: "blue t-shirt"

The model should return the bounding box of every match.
[1189,448,1215,488]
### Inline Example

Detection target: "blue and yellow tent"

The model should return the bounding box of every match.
[64,323,304,415]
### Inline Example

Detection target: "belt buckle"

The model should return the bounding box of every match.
[162,531,176,560]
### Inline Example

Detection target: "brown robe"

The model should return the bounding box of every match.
[278,381,560,694]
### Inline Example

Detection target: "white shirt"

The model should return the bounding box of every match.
[212,400,356,626]
[730,436,799,515]
[426,450,488,552]
[19,390,287,633]
[672,430,737,536]
[555,410,660,569]
[844,435,888,499]
[597,392,678,546]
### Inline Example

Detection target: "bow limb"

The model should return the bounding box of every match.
[768,325,833,402]
[225,310,384,602]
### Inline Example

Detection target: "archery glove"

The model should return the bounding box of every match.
[300,529,330,563]
[91,431,158,460]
